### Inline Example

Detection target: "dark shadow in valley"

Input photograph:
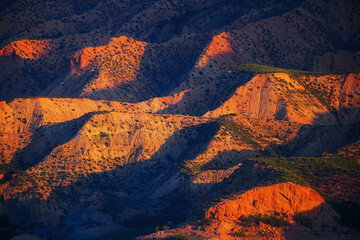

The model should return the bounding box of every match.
[5,111,360,239]
[0,0,153,46]
[118,0,305,43]
[207,158,283,202]
[12,112,101,170]
[312,107,360,126]
[201,149,261,171]
[156,72,254,116]
[282,203,350,240]
[86,34,209,103]
[0,53,71,102]
[273,108,360,157]
[22,121,221,239]
[0,0,307,102]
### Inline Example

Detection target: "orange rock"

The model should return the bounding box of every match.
[206,183,325,221]
[196,32,234,68]
[47,36,148,100]
[0,39,53,59]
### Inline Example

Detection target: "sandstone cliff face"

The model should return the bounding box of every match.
[0,39,53,60]
[206,183,325,221]
[141,183,349,240]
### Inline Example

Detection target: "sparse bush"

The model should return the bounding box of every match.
[165,234,189,240]
[219,119,262,150]
[233,230,246,237]
[202,217,213,226]
[99,131,109,138]
[243,214,290,227]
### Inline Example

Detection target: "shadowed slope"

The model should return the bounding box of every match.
[1,0,360,102]
[12,112,97,169]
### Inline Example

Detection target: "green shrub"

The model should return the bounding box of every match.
[202,217,213,226]
[233,230,246,237]
[236,63,328,76]
[166,234,190,240]
[219,119,262,150]
[243,214,290,227]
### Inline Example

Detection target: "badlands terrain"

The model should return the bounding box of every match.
[0,0,360,239]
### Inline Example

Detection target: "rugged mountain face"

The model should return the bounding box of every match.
[142,183,350,240]
[1,0,360,102]
[204,72,360,124]
[1,83,359,239]
[0,0,360,240]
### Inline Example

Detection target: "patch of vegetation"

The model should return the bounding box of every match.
[293,212,312,228]
[295,76,332,109]
[236,64,330,77]
[0,163,37,191]
[250,156,360,192]
[99,131,109,138]
[201,217,213,226]
[99,131,110,147]
[165,234,190,240]
[180,160,201,176]
[0,164,18,174]
[10,172,36,188]
[243,214,290,227]
[219,119,262,150]
[233,230,246,237]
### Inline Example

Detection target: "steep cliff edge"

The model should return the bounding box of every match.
[142,183,354,240]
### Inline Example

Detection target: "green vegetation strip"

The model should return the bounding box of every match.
[236,63,344,76]
[165,233,203,240]
[220,119,262,150]
[243,214,290,227]
[250,156,360,192]
[165,234,190,240]
[236,64,358,109]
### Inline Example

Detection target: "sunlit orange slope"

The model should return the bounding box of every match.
[0,39,53,59]
[45,36,147,100]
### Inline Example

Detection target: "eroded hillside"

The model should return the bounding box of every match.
[0,82,359,239]
[0,0,360,239]
[1,0,360,102]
